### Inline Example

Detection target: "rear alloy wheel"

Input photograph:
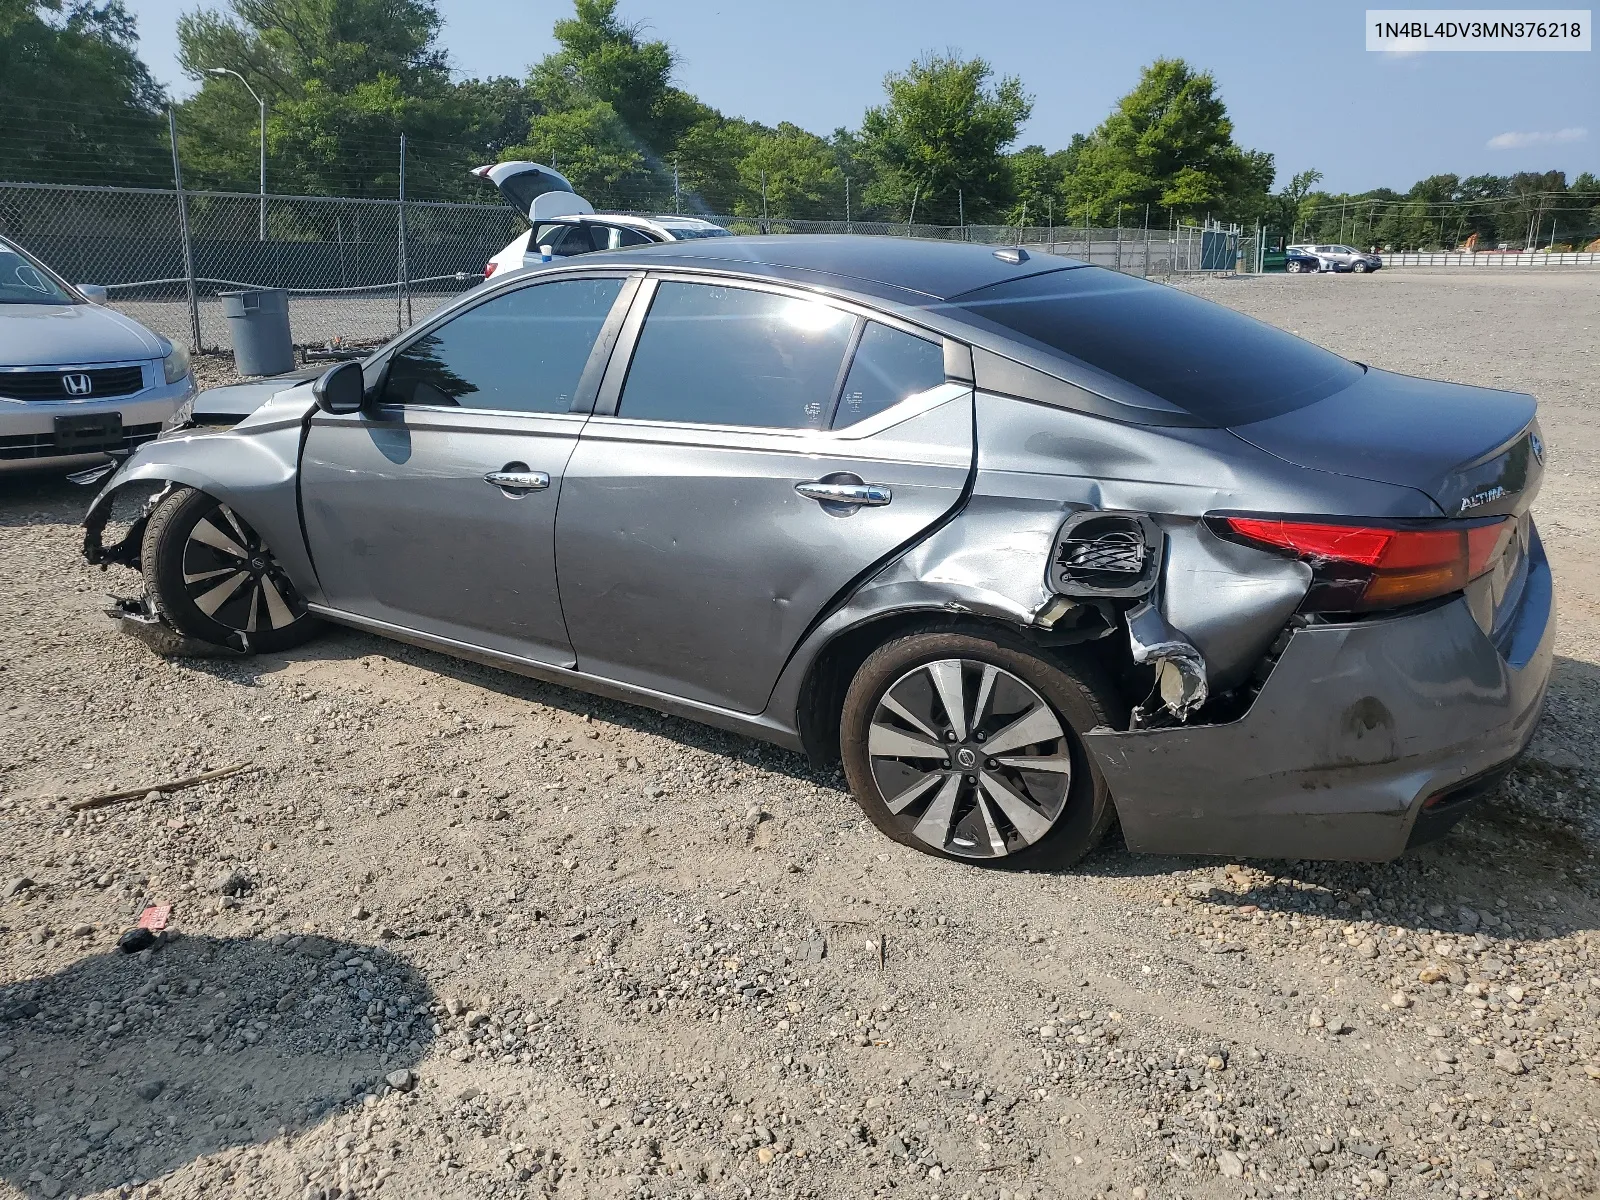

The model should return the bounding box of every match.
[141,486,320,653]
[840,631,1119,869]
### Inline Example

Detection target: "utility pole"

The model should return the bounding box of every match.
[673,157,680,215]
[205,67,267,240]
[760,169,768,232]
[958,189,964,233]
[844,177,851,233]
[168,108,201,353]
[907,183,919,236]
[397,132,411,330]
[1019,200,1027,245]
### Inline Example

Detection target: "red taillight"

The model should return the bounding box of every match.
[484,260,498,277]
[1209,514,1512,612]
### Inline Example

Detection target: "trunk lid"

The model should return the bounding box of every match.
[471,161,595,221]
[1228,366,1542,520]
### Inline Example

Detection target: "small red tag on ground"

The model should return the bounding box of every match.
[137,904,172,931]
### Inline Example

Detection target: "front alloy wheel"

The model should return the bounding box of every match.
[141,486,320,653]
[840,631,1120,869]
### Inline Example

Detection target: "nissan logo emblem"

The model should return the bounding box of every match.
[955,748,977,769]
[62,373,93,397]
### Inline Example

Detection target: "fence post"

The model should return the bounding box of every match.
[397,133,411,332]
[167,109,202,354]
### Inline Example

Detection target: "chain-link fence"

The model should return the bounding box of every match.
[0,179,1251,354]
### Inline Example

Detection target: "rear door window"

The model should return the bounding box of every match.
[618,282,853,429]
[954,266,1363,426]
[382,277,623,413]
[833,323,946,428]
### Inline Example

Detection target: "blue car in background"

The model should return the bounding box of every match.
[1285,247,1324,273]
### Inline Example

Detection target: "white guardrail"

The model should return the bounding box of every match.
[1385,251,1600,267]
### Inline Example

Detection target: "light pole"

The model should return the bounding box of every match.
[206,67,267,240]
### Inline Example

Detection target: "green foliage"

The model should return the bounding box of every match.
[1062,58,1273,225]
[737,123,843,220]
[175,0,491,198]
[515,100,658,209]
[1005,144,1072,226]
[13,0,1593,246]
[858,52,1032,224]
[1292,170,1599,251]
[529,0,701,157]
[0,0,169,186]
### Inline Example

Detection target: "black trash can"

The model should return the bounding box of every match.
[219,288,294,376]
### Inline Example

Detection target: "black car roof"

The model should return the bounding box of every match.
[585,235,1086,302]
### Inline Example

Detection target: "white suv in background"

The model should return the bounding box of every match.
[473,162,731,279]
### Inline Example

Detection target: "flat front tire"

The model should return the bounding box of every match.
[839,630,1121,870]
[141,486,320,653]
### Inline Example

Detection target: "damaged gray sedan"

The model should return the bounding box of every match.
[79,237,1553,868]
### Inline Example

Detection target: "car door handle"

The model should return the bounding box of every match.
[484,469,549,491]
[795,480,892,506]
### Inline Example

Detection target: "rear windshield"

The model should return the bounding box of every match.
[954,267,1362,426]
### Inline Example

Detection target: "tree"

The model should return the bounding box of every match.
[528,0,702,164]
[1062,58,1272,225]
[0,0,169,187]
[859,52,1032,225]
[511,100,658,209]
[175,0,482,198]
[1007,144,1071,226]
[738,123,843,220]
[1269,167,1322,237]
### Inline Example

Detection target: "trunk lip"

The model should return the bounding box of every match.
[1225,366,1538,517]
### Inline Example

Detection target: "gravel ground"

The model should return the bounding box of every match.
[2,269,1599,1200]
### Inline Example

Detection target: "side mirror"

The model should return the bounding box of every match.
[313,361,366,414]
[77,284,109,304]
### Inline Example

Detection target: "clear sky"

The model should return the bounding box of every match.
[125,0,1596,194]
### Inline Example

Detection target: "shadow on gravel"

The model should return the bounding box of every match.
[181,621,839,787]
[0,933,435,1197]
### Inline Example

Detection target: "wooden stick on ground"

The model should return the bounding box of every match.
[69,762,254,812]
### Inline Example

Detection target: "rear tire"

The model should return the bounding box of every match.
[839,630,1121,871]
[141,487,321,653]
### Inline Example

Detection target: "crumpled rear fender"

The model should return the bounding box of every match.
[81,425,321,603]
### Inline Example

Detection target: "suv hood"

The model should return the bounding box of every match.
[0,302,166,366]
[1230,366,1540,518]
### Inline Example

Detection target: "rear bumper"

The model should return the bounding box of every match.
[1087,525,1554,862]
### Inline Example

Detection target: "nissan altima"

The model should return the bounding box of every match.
[80,236,1552,869]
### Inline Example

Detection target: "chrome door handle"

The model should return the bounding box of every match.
[484,470,549,491]
[795,480,892,506]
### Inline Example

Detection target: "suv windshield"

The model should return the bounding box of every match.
[0,242,75,304]
[954,266,1363,426]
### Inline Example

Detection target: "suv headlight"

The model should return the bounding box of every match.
[162,342,191,385]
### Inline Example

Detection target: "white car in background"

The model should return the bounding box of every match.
[472,161,731,279]
[0,236,194,474]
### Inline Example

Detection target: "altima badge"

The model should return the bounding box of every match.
[1459,485,1507,512]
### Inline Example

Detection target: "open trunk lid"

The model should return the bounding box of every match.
[1229,366,1542,520]
[471,162,595,221]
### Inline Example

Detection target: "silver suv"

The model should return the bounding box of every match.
[1292,244,1384,273]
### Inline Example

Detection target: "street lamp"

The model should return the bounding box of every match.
[205,67,267,240]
